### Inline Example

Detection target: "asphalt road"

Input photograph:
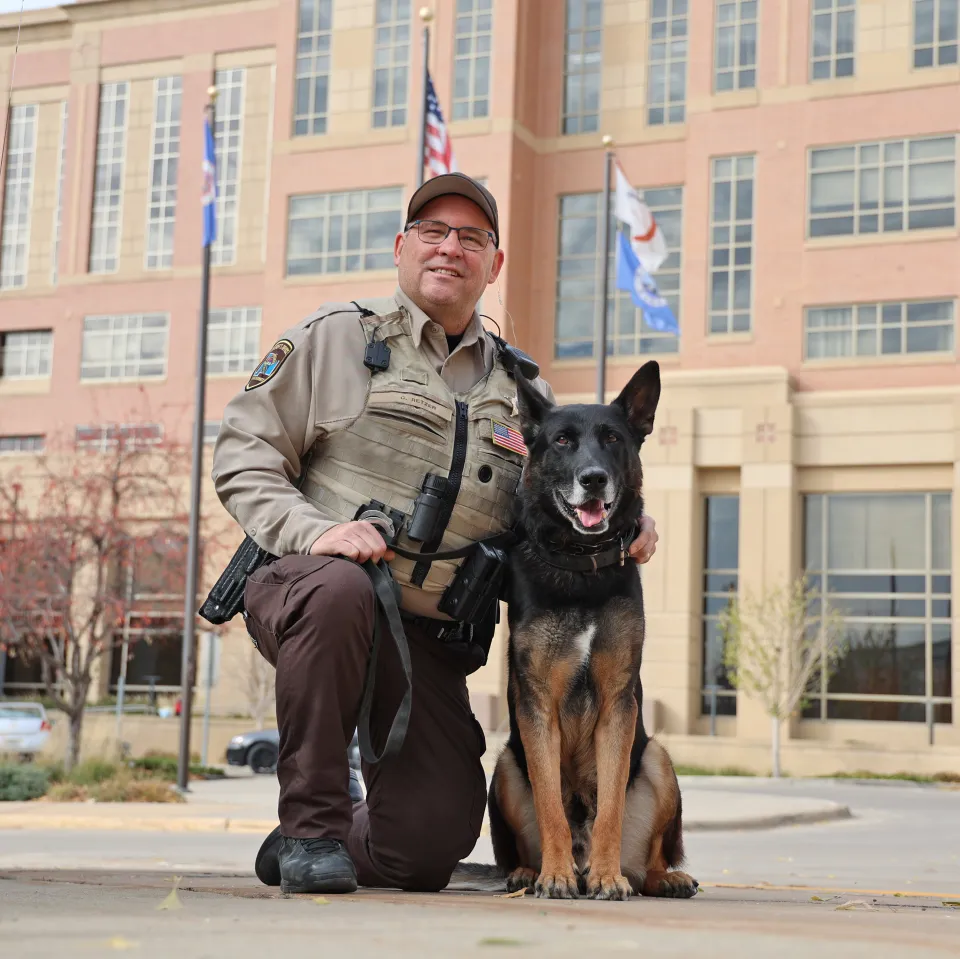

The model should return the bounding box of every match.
[1,778,957,896]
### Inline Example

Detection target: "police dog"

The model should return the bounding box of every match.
[476,361,697,900]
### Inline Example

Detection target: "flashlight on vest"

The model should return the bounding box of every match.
[407,472,448,542]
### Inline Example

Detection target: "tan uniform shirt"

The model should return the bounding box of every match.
[212,286,554,570]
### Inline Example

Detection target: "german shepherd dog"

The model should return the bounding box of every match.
[459,360,698,901]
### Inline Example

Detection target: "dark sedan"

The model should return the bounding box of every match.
[227,729,362,779]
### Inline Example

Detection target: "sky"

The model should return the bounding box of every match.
[0,1,74,14]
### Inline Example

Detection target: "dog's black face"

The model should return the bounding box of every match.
[515,361,661,541]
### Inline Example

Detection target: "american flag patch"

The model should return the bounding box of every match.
[491,420,528,456]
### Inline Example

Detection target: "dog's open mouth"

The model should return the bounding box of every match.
[558,495,616,531]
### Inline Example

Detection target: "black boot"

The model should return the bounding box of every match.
[278,837,358,894]
[255,768,365,887]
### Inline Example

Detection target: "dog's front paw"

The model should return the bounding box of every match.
[506,867,538,893]
[642,869,699,898]
[535,868,579,899]
[585,870,632,901]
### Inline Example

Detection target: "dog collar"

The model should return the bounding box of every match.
[532,526,640,573]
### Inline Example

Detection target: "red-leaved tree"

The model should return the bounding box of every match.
[0,429,220,771]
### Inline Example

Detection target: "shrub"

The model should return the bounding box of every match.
[91,773,183,803]
[130,755,225,781]
[67,758,119,786]
[47,782,88,801]
[0,764,50,801]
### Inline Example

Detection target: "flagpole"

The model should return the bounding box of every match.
[596,135,614,403]
[177,85,218,793]
[415,7,433,189]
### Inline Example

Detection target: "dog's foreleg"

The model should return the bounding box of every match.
[585,691,637,901]
[516,710,579,899]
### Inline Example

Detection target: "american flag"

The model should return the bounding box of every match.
[492,420,528,457]
[424,71,457,178]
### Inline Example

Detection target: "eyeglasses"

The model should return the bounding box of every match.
[406,219,496,252]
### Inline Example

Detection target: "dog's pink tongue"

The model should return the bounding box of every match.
[576,500,605,528]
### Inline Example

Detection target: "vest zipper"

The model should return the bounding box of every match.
[411,400,469,587]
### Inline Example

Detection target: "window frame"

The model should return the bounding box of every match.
[372,0,411,129]
[285,187,403,277]
[0,329,53,380]
[913,0,959,69]
[561,0,603,135]
[714,0,758,92]
[79,314,170,383]
[708,154,755,336]
[294,0,333,137]
[647,0,688,126]
[211,68,245,267]
[452,0,493,121]
[809,0,857,82]
[554,187,683,359]
[205,306,263,375]
[89,82,129,275]
[144,76,182,271]
[0,103,39,290]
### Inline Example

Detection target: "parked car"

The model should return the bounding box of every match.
[0,702,52,760]
[226,728,363,799]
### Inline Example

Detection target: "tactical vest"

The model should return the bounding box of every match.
[299,308,525,594]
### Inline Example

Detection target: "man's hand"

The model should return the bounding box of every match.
[310,521,396,564]
[628,514,658,565]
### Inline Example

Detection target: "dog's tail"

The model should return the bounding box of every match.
[446,861,507,892]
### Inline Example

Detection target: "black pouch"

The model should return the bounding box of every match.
[437,542,508,625]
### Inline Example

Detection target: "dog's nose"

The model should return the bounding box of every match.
[578,469,608,494]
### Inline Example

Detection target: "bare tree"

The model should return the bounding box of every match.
[237,645,276,731]
[0,431,215,771]
[718,577,847,777]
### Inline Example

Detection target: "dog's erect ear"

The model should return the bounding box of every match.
[612,360,661,441]
[515,373,554,446]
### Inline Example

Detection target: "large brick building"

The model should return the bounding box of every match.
[1,0,957,773]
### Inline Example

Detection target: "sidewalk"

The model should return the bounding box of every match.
[0,771,852,835]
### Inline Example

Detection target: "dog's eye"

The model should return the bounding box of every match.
[555,434,571,446]
[604,431,620,444]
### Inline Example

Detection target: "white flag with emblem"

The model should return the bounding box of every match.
[614,161,668,274]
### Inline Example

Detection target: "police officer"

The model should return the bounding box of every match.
[212,173,659,895]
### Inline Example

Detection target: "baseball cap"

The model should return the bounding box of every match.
[406,173,500,248]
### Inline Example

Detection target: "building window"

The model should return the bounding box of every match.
[0,330,52,379]
[648,0,687,125]
[806,300,955,359]
[89,82,129,274]
[206,306,262,374]
[286,187,402,276]
[373,0,410,128]
[80,314,169,381]
[804,493,952,724]
[145,76,182,271]
[555,188,683,359]
[203,421,221,444]
[709,155,754,335]
[714,0,758,91]
[212,68,245,267]
[0,435,45,455]
[453,0,492,120]
[0,104,38,290]
[294,0,333,136]
[562,0,602,135]
[809,136,955,238]
[51,101,68,286]
[75,423,164,452]
[811,0,855,80]
[914,0,958,68]
[702,495,739,718]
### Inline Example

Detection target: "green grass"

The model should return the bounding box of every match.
[822,770,960,784]
[673,764,757,777]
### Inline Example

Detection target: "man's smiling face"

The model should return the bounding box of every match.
[395,194,504,334]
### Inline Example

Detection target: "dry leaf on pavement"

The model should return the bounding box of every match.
[496,889,527,899]
[834,899,875,912]
[157,877,183,911]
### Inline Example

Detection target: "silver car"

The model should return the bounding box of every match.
[0,702,52,759]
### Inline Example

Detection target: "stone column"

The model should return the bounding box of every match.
[643,407,700,735]
[735,401,799,764]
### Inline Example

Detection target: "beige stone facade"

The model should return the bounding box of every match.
[0,0,957,772]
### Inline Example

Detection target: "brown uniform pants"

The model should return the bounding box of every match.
[243,555,487,892]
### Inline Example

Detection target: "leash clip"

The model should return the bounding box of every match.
[619,535,626,567]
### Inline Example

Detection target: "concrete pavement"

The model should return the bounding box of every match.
[2,869,959,959]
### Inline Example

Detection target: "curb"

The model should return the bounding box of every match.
[0,804,852,834]
[0,815,278,834]
[684,803,853,832]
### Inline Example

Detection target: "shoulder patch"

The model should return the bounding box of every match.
[245,339,295,391]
